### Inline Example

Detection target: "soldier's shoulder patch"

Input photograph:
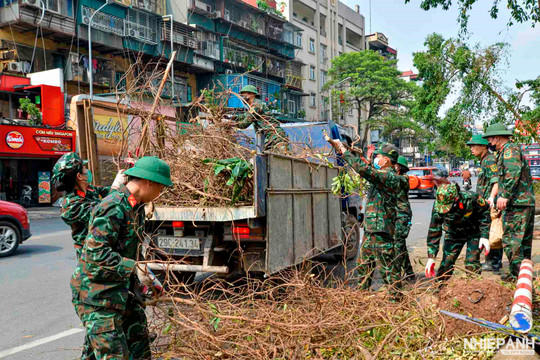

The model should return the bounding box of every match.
[464,211,473,217]
[504,149,512,159]
[477,196,486,206]
[490,164,498,172]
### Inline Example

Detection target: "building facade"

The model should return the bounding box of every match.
[288,0,365,124]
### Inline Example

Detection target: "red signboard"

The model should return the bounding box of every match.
[0,124,75,158]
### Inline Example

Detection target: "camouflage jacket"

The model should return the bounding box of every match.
[235,99,288,150]
[476,152,498,200]
[396,174,412,221]
[343,152,400,234]
[496,142,534,207]
[61,185,110,259]
[71,184,145,310]
[427,191,490,258]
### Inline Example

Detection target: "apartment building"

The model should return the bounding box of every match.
[287,0,365,124]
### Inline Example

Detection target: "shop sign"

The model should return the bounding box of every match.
[34,136,72,152]
[94,115,126,141]
[6,131,24,149]
[38,171,51,203]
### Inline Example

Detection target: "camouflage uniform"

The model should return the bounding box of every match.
[235,99,289,152]
[395,174,414,278]
[496,142,535,277]
[343,151,401,291]
[71,183,151,360]
[427,189,490,279]
[477,151,504,269]
[61,186,110,259]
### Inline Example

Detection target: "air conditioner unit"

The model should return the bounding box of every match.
[224,10,230,21]
[69,53,79,63]
[213,10,221,18]
[21,0,39,6]
[9,61,23,73]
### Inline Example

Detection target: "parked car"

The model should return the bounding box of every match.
[531,166,540,181]
[408,167,451,199]
[449,168,462,177]
[0,200,31,257]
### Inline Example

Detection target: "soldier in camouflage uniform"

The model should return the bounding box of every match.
[52,152,127,360]
[484,123,535,279]
[52,152,127,259]
[467,134,503,272]
[234,85,289,152]
[71,156,172,359]
[327,138,402,293]
[394,156,415,281]
[425,183,491,280]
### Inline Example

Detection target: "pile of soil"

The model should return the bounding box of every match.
[436,277,513,337]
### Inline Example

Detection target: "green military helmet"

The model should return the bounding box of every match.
[466,134,489,146]
[482,123,513,138]
[52,152,88,184]
[434,183,459,214]
[397,156,409,171]
[239,85,260,97]
[124,156,172,187]
[376,143,399,163]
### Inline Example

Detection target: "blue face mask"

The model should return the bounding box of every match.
[373,157,381,170]
[85,169,93,184]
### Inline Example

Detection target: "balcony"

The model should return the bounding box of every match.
[125,9,158,45]
[190,0,214,14]
[160,21,198,49]
[223,45,264,72]
[0,0,75,39]
[196,40,220,60]
[285,61,303,90]
[65,54,115,88]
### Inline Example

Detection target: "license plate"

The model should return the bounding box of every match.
[157,236,200,251]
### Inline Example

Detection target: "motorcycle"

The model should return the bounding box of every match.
[463,178,472,191]
[20,185,32,208]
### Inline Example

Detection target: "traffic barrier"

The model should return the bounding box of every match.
[510,259,534,333]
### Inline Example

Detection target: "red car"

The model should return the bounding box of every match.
[449,168,462,177]
[408,167,451,198]
[0,200,31,257]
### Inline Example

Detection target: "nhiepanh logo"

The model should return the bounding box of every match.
[6,131,24,149]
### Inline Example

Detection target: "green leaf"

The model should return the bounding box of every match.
[162,323,172,335]
[214,165,226,176]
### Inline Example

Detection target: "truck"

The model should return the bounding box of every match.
[144,122,362,280]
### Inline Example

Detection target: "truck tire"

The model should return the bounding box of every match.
[0,221,21,258]
[430,186,437,199]
[342,214,360,260]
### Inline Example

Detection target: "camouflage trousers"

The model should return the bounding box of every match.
[395,216,414,278]
[436,233,481,280]
[73,295,151,360]
[357,232,401,292]
[502,205,534,277]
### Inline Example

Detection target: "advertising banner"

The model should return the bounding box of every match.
[0,125,76,157]
[38,171,51,203]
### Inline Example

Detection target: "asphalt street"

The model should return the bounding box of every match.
[0,180,463,359]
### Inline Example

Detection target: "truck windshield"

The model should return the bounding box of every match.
[408,169,430,176]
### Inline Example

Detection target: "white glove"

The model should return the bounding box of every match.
[136,263,163,295]
[479,238,490,256]
[111,170,128,189]
[425,258,436,278]
[487,197,495,208]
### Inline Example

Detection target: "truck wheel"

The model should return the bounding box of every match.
[342,214,360,260]
[430,186,437,199]
[0,221,20,258]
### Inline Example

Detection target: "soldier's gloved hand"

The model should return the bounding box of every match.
[425,258,436,278]
[111,170,128,189]
[487,197,495,208]
[136,263,163,296]
[479,238,490,256]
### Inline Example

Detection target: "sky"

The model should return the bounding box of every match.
[341,0,540,102]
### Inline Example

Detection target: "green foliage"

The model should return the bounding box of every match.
[405,0,540,31]
[18,98,42,126]
[256,0,285,18]
[331,171,363,196]
[325,50,417,148]
[202,157,253,205]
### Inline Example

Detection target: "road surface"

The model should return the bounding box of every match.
[0,182,462,359]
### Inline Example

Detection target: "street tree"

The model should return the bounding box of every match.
[325,50,416,149]
[413,33,540,144]
[404,0,540,32]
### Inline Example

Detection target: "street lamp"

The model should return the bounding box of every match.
[329,76,351,123]
[162,15,175,102]
[88,0,114,102]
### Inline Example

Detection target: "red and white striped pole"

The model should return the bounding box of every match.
[510,259,534,333]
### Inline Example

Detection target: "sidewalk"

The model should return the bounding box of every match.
[27,206,61,220]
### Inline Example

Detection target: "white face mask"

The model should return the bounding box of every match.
[373,157,381,169]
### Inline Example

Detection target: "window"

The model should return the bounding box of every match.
[310,93,316,107]
[320,44,327,64]
[187,86,192,102]
[309,38,315,53]
[288,100,296,114]
[320,70,327,86]
[309,66,315,80]
[295,32,302,47]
